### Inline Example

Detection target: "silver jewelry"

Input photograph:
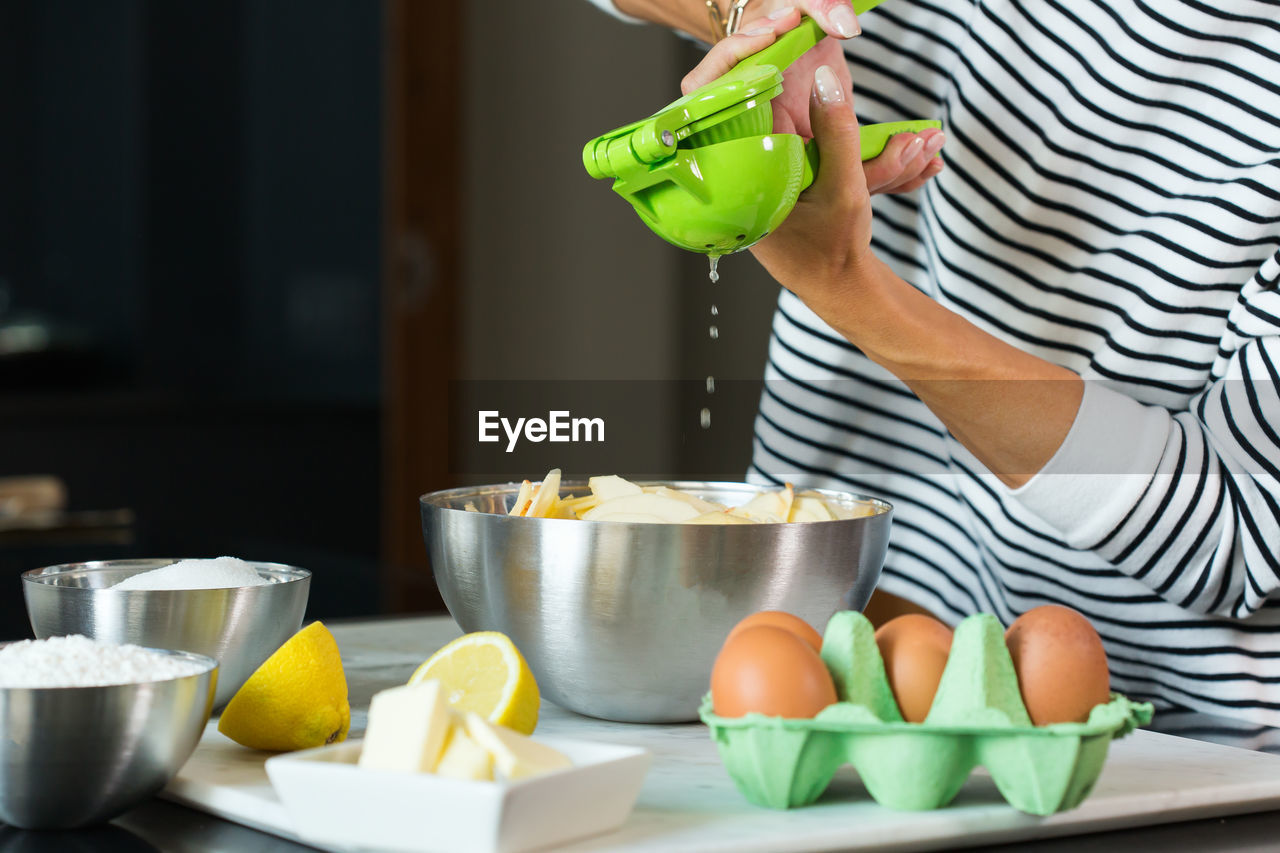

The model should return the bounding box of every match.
[725,0,752,34]
[705,0,753,40]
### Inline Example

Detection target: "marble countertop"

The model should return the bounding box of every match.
[8,614,1280,853]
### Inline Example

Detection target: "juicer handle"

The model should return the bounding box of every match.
[860,119,942,160]
[738,17,826,76]
[799,118,943,193]
[738,2,891,76]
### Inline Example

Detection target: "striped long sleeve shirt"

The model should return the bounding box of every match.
[589,0,1280,725]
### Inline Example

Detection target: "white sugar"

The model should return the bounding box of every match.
[0,635,208,688]
[111,556,269,591]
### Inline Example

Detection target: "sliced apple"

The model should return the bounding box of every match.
[556,494,599,518]
[788,495,835,523]
[846,501,881,519]
[525,468,561,518]
[501,474,867,524]
[547,494,579,519]
[508,480,533,517]
[683,510,757,524]
[651,486,728,515]
[734,491,789,523]
[818,497,880,520]
[584,511,670,523]
[580,492,700,523]
[588,474,643,501]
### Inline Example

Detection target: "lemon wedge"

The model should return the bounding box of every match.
[409,632,540,735]
[217,621,351,751]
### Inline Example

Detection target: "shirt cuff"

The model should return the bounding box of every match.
[1006,380,1172,548]
[583,0,646,24]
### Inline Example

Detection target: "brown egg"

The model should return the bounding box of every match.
[711,626,837,718]
[1005,605,1111,725]
[874,614,953,723]
[724,610,823,653]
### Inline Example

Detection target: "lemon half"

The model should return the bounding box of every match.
[218,621,351,752]
[409,632,540,735]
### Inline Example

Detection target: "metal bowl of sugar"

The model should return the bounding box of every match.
[0,641,218,829]
[22,558,310,709]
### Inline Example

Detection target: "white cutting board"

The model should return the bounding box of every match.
[163,617,1280,852]
[166,713,1280,852]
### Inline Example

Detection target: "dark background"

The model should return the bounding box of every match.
[0,0,384,635]
[0,0,783,639]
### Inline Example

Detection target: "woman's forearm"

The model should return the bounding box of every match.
[825,256,1084,488]
[613,0,722,40]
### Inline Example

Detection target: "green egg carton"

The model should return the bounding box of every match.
[700,612,1153,814]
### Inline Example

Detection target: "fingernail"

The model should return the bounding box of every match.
[924,132,946,156]
[768,6,794,18]
[899,136,924,165]
[742,26,773,36]
[828,4,861,38]
[814,65,844,104]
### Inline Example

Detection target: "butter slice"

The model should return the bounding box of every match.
[435,724,494,781]
[359,680,451,772]
[463,713,572,780]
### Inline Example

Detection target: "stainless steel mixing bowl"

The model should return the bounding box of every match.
[22,559,310,709]
[421,480,892,723]
[0,647,217,829]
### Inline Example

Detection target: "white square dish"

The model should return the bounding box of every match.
[264,736,650,853]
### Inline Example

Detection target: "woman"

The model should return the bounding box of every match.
[586,0,1280,726]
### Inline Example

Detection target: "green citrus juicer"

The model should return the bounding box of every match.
[582,9,940,255]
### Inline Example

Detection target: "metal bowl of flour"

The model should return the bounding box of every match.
[22,559,310,709]
[0,646,218,829]
[422,480,892,723]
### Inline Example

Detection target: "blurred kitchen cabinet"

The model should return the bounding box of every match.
[380,0,460,613]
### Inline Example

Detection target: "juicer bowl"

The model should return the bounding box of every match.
[421,481,891,723]
[22,559,310,709]
[0,647,218,829]
[633,134,812,254]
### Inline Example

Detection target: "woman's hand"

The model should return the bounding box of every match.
[749,63,878,321]
[678,5,944,194]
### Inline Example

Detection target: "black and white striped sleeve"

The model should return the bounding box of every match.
[1010,250,1280,619]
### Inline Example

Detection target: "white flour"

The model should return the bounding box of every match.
[111,556,268,590]
[0,635,208,687]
